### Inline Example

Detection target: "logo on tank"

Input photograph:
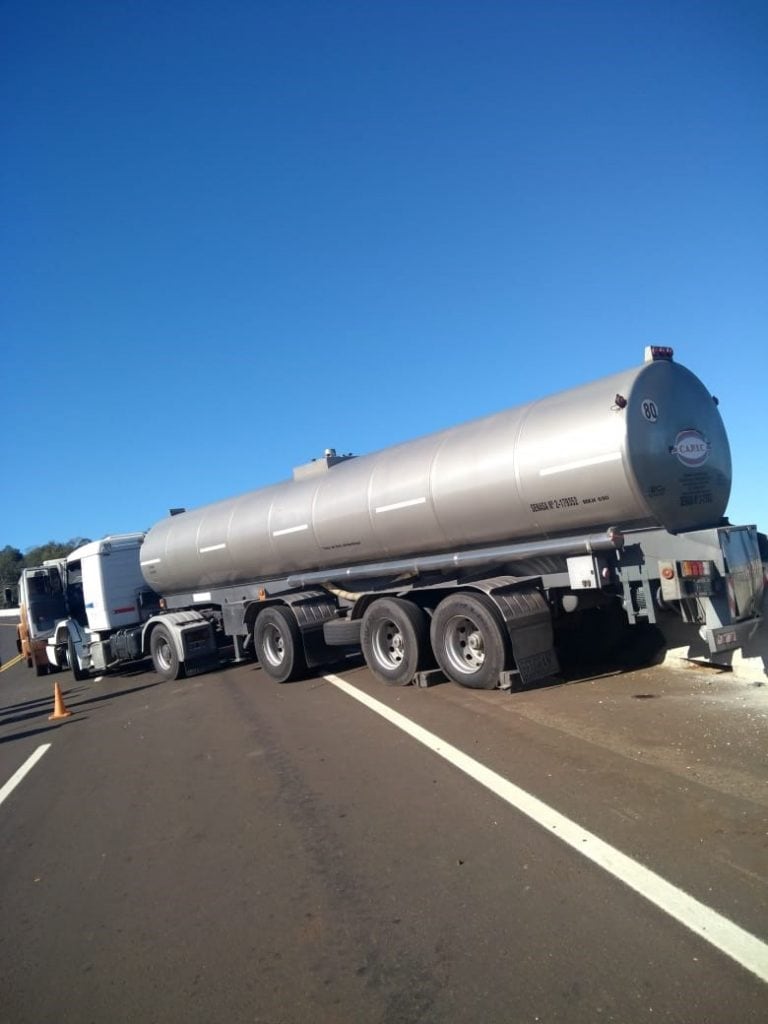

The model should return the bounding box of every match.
[669,429,711,467]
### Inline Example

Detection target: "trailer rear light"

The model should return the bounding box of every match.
[661,566,675,580]
[645,346,674,362]
[680,560,707,577]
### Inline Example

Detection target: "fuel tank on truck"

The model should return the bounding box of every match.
[140,349,732,595]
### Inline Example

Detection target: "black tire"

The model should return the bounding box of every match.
[430,593,509,689]
[253,606,305,683]
[322,617,363,646]
[360,598,433,686]
[150,625,185,681]
[67,636,88,681]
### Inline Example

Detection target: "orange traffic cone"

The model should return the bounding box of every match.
[49,682,73,721]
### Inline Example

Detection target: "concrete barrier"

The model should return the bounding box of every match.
[664,577,768,683]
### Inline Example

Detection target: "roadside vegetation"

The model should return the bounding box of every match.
[0,540,90,606]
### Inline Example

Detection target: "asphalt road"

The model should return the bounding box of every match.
[1,622,766,1023]
[0,614,21,668]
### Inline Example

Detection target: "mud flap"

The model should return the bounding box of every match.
[474,579,560,687]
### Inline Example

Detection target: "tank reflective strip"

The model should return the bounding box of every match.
[199,543,226,553]
[374,497,427,514]
[140,558,162,566]
[193,592,212,602]
[273,524,309,537]
[539,452,622,477]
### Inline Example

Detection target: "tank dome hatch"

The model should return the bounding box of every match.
[292,450,357,481]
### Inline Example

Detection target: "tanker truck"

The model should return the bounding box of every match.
[48,347,765,690]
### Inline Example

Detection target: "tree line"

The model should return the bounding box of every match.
[0,540,91,604]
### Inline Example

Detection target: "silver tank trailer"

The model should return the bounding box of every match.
[141,354,731,595]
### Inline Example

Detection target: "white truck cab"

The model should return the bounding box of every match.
[47,533,159,678]
[46,532,217,681]
[67,534,150,632]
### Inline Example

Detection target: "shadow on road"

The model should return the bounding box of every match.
[0,718,87,745]
[69,679,165,709]
[0,706,64,727]
[0,675,165,741]
[555,620,668,685]
[0,696,58,715]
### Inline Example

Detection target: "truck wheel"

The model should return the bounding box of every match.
[67,636,88,682]
[431,593,509,689]
[361,598,432,686]
[150,625,185,681]
[254,606,305,683]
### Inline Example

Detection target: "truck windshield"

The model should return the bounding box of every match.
[26,571,67,636]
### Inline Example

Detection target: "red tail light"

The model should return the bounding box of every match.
[680,560,707,577]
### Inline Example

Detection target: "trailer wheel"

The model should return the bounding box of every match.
[150,625,185,681]
[254,606,305,683]
[360,598,432,686]
[67,636,88,681]
[431,593,509,689]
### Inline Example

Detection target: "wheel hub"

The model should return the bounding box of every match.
[467,632,484,654]
[445,616,486,673]
[157,640,172,670]
[373,620,404,668]
[264,626,285,666]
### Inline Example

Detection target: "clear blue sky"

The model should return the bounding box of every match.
[2,0,766,551]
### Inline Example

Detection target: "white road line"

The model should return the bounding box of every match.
[323,673,768,985]
[0,745,51,809]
